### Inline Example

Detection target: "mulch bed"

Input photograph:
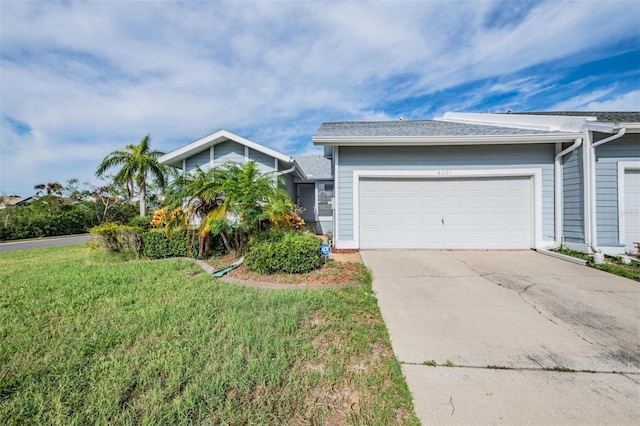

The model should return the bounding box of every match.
[208,254,367,286]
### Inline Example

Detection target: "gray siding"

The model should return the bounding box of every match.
[594,134,640,246]
[214,140,245,164]
[249,148,276,175]
[562,145,584,243]
[185,149,211,173]
[337,144,556,242]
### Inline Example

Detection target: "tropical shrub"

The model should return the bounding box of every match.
[89,222,143,258]
[163,162,302,256]
[245,232,323,274]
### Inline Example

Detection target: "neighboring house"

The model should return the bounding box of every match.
[312,112,639,255]
[439,112,640,255]
[0,196,24,209]
[158,130,334,234]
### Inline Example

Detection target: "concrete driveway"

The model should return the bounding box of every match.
[361,250,640,425]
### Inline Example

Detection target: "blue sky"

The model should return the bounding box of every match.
[1,0,639,196]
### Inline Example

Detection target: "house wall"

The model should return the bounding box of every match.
[593,133,640,247]
[249,149,275,175]
[214,140,245,164]
[562,145,585,244]
[185,150,211,172]
[336,144,556,243]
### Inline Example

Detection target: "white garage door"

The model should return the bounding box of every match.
[359,177,532,249]
[623,170,640,251]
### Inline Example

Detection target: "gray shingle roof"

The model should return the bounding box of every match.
[293,155,332,179]
[511,111,640,123]
[314,120,561,138]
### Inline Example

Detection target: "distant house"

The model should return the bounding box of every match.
[0,196,24,209]
[312,112,639,255]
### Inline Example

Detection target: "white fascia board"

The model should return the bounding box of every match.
[439,112,592,132]
[159,129,292,167]
[584,122,617,133]
[617,124,640,132]
[312,133,580,146]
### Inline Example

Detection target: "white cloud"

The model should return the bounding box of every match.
[559,90,640,111]
[1,0,638,195]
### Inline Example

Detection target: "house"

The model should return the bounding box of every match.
[159,111,638,256]
[0,196,24,209]
[158,130,333,234]
[312,112,639,256]
[440,111,640,256]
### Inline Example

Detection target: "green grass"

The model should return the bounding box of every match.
[0,245,418,425]
[553,247,640,282]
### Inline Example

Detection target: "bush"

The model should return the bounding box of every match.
[128,214,154,231]
[141,230,226,259]
[141,229,194,259]
[245,232,322,274]
[89,222,143,258]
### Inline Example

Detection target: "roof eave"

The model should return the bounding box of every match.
[159,129,292,167]
[312,133,581,146]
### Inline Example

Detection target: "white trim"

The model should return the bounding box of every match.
[274,157,278,173]
[617,161,640,247]
[582,130,593,249]
[337,240,358,249]
[314,182,319,220]
[348,168,543,249]
[313,133,579,147]
[244,146,249,163]
[159,129,292,167]
[334,147,340,245]
[182,158,186,175]
[210,146,214,169]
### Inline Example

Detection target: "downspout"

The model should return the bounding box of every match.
[277,165,296,175]
[550,137,583,249]
[588,128,626,263]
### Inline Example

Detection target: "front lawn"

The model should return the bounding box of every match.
[0,245,418,425]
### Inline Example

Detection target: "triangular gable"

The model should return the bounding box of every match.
[158,129,292,169]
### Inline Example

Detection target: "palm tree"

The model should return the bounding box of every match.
[164,161,293,255]
[34,182,63,196]
[96,134,169,216]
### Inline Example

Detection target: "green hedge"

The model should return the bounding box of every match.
[141,229,197,258]
[141,230,226,259]
[245,232,322,274]
[89,222,143,258]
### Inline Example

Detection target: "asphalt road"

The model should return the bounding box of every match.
[0,235,91,252]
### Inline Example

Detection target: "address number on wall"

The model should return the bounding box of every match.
[437,170,452,176]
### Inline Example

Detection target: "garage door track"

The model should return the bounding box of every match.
[362,250,640,425]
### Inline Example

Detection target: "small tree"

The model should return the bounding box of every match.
[95,134,171,216]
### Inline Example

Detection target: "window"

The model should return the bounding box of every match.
[318,182,333,217]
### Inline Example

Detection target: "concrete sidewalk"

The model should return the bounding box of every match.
[362,250,640,425]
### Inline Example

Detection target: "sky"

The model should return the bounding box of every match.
[1,0,639,197]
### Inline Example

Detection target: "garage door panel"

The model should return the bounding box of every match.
[624,170,640,250]
[359,177,532,249]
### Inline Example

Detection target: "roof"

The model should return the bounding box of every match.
[0,196,24,206]
[313,119,579,146]
[513,111,640,124]
[159,129,292,169]
[293,155,332,180]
